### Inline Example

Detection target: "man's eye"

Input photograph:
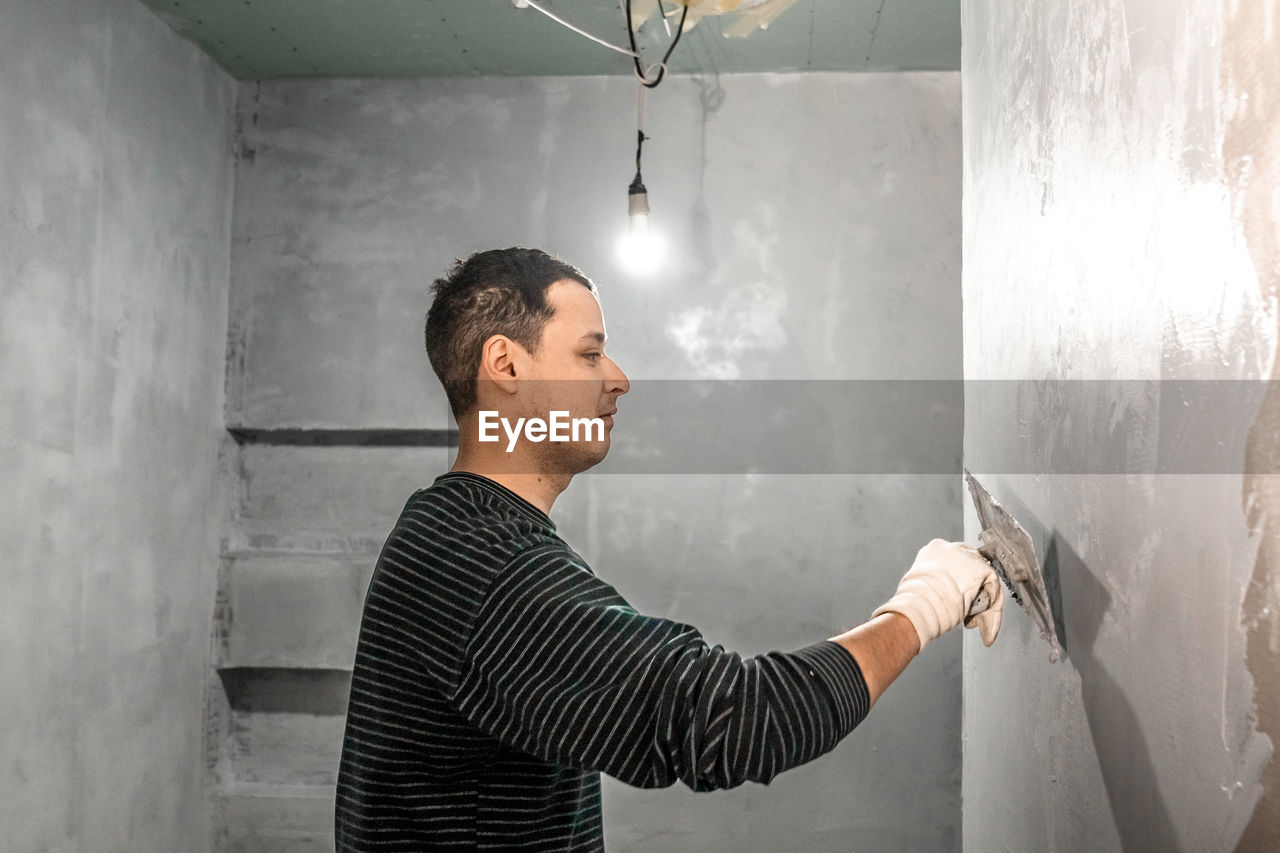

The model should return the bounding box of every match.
[584,352,602,362]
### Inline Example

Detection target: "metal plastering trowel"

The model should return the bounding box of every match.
[963,470,1063,662]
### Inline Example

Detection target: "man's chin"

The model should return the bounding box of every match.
[546,440,611,476]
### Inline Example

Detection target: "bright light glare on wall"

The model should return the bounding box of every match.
[616,210,665,276]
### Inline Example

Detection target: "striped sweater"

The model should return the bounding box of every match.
[335,472,871,851]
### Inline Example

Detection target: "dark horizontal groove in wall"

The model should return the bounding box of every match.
[218,666,353,715]
[228,427,458,447]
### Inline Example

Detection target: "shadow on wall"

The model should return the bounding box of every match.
[1049,534,1183,853]
[986,485,1183,852]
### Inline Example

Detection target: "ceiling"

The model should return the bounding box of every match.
[138,0,959,79]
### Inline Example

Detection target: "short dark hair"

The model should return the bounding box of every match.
[425,247,595,418]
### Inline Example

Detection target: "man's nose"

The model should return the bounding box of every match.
[604,357,630,396]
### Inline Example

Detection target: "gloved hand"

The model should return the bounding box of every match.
[872,539,1005,652]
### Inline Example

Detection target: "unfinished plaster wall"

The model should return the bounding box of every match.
[223,73,963,851]
[961,0,1279,850]
[0,0,236,849]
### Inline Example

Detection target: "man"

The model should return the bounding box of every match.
[335,247,1003,851]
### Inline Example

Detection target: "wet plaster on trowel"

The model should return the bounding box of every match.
[1225,0,1280,848]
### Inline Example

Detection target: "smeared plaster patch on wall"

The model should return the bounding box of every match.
[1224,0,1280,847]
[963,0,1276,849]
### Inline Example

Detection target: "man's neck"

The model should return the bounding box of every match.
[448,452,571,516]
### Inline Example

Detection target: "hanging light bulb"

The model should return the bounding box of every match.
[616,118,666,276]
[617,170,665,276]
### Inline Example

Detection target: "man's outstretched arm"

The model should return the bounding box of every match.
[829,612,919,708]
[449,538,1003,792]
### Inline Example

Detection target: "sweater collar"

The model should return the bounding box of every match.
[434,471,556,530]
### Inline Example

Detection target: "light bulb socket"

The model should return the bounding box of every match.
[628,187,650,217]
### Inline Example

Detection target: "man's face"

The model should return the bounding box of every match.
[520,279,629,472]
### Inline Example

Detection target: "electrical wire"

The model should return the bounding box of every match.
[519,0,639,59]
[655,0,672,37]
[513,0,689,89]
[624,0,689,88]
[514,0,691,222]
[636,80,646,136]
[630,83,647,193]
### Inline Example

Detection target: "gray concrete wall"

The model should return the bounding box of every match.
[226,72,964,851]
[961,0,1280,850]
[0,0,236,850]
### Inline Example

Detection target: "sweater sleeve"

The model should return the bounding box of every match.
[448,544,871,791]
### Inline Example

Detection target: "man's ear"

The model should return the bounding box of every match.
[478,335,523,396]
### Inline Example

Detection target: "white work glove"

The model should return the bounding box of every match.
[872,539,1005,652]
